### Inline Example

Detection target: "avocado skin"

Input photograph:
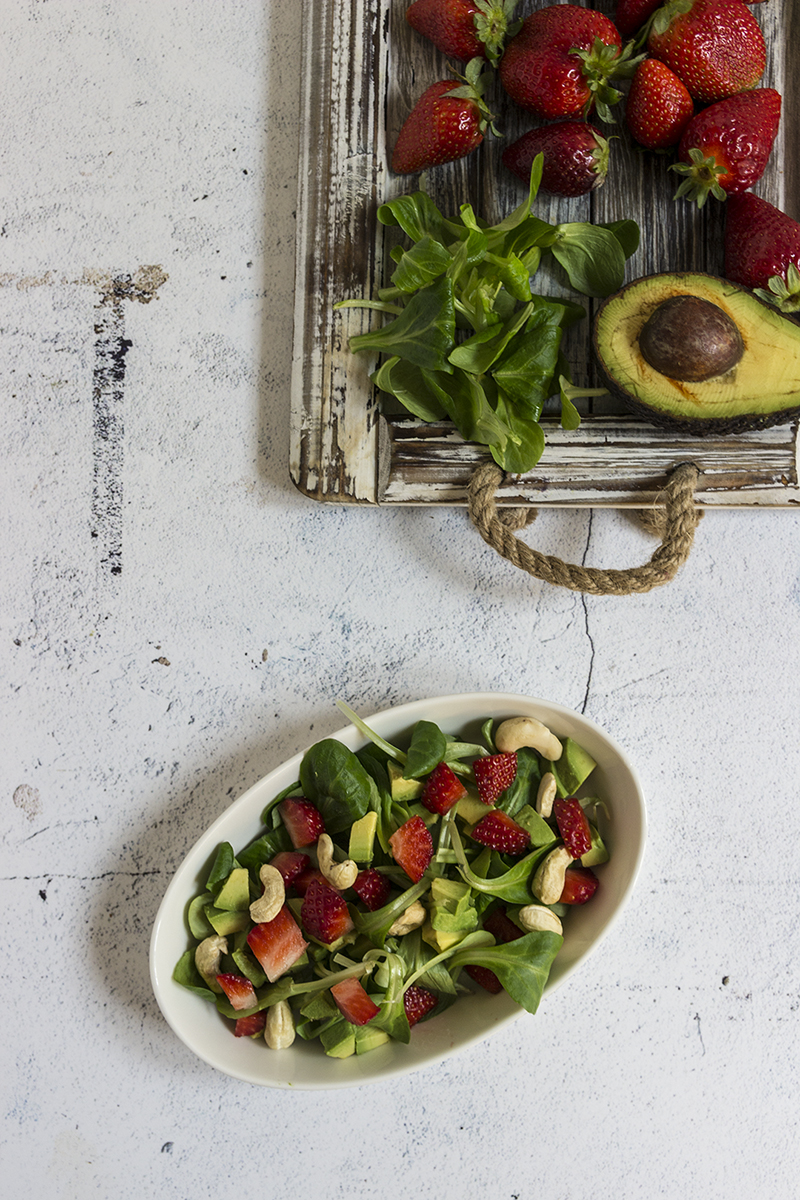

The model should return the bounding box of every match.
[593,273,800,436]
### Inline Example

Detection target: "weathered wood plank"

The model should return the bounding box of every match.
[290,0,797,507]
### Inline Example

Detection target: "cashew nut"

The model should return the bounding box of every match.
[495,717,563,761]
[264,999,295,1050]
[249,863,285,924]
[517,904,563,936]
[194,934,228,992]
[536,771,557,818]
[316,833,358,891]
[531,845,573,906]
[387,899,427,936]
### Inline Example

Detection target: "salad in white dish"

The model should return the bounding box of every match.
[173,702,609,1059]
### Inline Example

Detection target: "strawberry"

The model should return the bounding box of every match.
[724,193,800,315]
[216,972,258,1011]
[278,797,325,848]
[672,88,781,207]
[625,58,693,150]
[560,866,599,905]
[403,984,438,1027]
[234,1011,267,1038]
[647,0,766,103]
[614,0,662,40]
[269,850,311,889]
[389,815,434,882]
[483,905,524,943]
[502,121,610,197]
[391,58,495,174]
[499,5,637,123]
[552,796,593,859]
[301,878,355,944]
[405,0,518,67]
[351,867,392,911]
[472,751,518,805]
[247,905,309,981]
[421,761,468,814]
[291,865,328,896]
[330,977,380,1026]
[470,808,530,855]
[465,964,503,993]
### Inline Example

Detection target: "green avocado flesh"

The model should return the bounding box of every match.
[593,273,800,434]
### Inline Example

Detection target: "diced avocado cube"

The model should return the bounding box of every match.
[349,811,378,864]
[429,876,479,934]
[581,820,609,867]
[320,1020,356,1058]
[422,921,466,953]
[214,866,252,912]
[548,738,597,797]
[206,906,251,936]
[355,1025,390,1055]
[231,933,267,987]
[454,792,491,825]
[514,804,557,847]
[387,760,424,801]
[187,893,215,939]
[300,990,338,1021]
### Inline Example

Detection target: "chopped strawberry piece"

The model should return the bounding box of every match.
[560,866,599,905]
[278,797,325,848]
[301,878,355,944]
[269,850,311,889]
[291,865,327,897]
[330,977,380,1026]
[420,761,468,814]
[388,815,434,882]
[247,904,309,982]
[351,868,392,912]
[470,809,530,856]
[552,796,593,859]
[234,1011,267,1037]
[465,964,503,994]
[216,972,258,1011]
[472,751,518,804]
[403,984,438,1028]
[483,905,524,943]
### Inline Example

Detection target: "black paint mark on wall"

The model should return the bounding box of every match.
[90,268,168,577]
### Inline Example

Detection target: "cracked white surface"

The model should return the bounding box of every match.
[2,3,800,1198]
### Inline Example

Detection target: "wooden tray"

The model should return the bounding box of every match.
[290,0,798,508]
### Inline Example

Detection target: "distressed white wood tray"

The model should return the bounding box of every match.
[290,0,798,508]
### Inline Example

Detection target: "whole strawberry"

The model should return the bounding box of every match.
[405,0,519,67]
[647,0,766,103]
[625,58,693,149]
[671,88,781,207]
[724,193,800,315]
[502,120,610,196]
[499,4,636,123]
[391,58,495,173]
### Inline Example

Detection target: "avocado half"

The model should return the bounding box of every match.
[593,273,800,435]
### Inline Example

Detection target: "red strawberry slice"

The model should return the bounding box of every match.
[247,905,309,982]
[465,964,503,994]
[403,984,439,1027]
[560,866,599,905]
[351,868,392,912]
[291,865,328,897]
[472,751,518,804]
[269,850,311,889]
[216,972,258,1012]
[483,905,524,943]
[388,815,434,882]
[421,761,468,814]
[234,1011,267,1038]
[470,809,530,856]
[301,878,355,944]
[330,977,380,1026]
[278,797,326,848]
[552,796,593,860]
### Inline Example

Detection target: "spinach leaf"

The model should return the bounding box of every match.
[172,949,216,1001]
[372,358,449,423]
[299,739,373,835]
[404,720,448,779]
[550,223,627,299]
[378,190,446,242]
[349,277,455,372]
[448,930,563,1014]
[390,235,452,293]
[205,842,239,893]
[497,747,542,817]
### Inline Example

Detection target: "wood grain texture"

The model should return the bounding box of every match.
[290,0,798,507]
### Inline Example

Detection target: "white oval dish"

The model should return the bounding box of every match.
[150,693,646,1089]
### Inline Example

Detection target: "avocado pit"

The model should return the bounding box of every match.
[638,294,744,382]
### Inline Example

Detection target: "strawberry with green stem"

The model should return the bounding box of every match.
[405,0,520,67]
[671,88,781,207]
[647,0,766,103]
[502,120,611,196]
[392,57,497,174]
[724,193,800,316]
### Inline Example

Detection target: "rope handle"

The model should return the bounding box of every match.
[467,462,701,595]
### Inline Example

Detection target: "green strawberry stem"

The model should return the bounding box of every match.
[670,148,728,207]
[474,0,521,68]
[571,36,645,123]
[755,264,800,315]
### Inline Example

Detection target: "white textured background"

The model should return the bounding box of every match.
[2,3,800,1198]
